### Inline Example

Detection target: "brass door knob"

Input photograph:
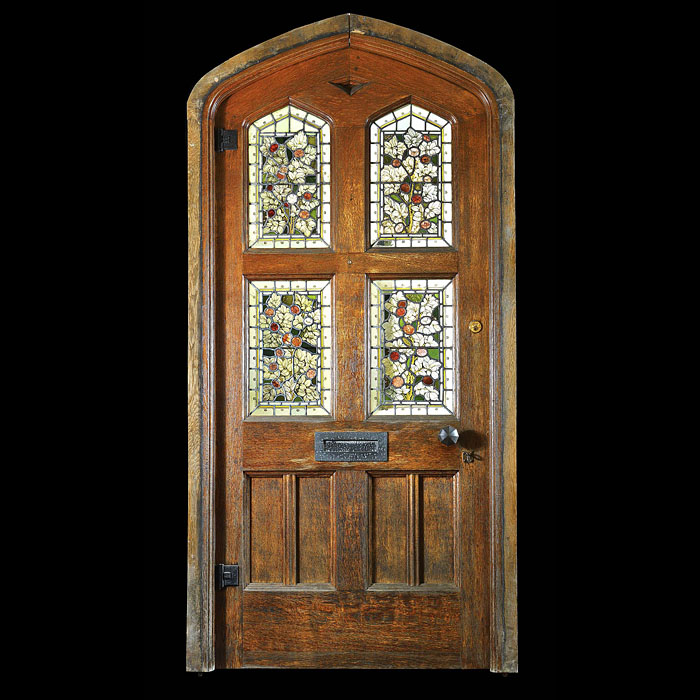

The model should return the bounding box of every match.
[438,426,459,445]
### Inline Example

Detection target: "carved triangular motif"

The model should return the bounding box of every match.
[329,79,369,96]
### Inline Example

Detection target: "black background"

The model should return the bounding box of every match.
[141,2,559,692]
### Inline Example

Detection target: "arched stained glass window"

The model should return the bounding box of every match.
[369,104,453,248]
[248,105,331,249]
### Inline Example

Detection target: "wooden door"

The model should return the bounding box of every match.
[187,15,516,672]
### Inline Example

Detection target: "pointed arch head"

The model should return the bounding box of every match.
[187,14,513,120]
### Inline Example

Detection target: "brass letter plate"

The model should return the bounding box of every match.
[314,432,388,462]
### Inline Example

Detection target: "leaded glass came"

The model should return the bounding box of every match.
[369,104,453,248]
[248,280,332,416]
[248,106,331,249]
[369,278,455,416]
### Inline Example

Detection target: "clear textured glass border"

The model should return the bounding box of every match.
[248,105,331,249]
[368,277,456,417]
[247,279,333,417]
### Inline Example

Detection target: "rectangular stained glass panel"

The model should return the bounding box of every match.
[248,280,332,417]
[369,278,455,416]
[369,104,453,248]
[248,106,331,249]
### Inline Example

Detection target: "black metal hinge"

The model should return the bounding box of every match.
[215,563,239,589]
[215,128,238,152]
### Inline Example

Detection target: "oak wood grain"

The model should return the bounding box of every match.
[297,474,333,583]
[188,14,516,672]
[370,475,408,584]
[242,590,462,668]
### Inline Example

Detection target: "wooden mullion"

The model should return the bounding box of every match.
[334,271,365,422]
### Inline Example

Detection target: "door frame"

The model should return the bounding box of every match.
[187,13,516,673]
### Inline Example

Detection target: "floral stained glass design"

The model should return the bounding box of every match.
[369,104,453,248]
[248,106,331,249]
[369,279,455,416]
[248,280,332,417]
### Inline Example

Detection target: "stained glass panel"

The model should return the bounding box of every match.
[369,104,453,248]
[369,278,455,416]
[248,106,331,249]
[248,280,332,417]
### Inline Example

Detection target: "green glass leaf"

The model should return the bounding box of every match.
[428,348,440,359]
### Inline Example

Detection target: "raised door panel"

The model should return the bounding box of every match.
[249,475,285,584]
[297,474,334,584]
[370,475,408,584]
[369,472,458,588]
[247,473,335,587]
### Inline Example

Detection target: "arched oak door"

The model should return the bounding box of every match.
[187,15,516,671]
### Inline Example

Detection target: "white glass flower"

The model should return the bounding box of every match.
[384,135,407,159]
[411,332,438,347]
[273,306,294,332]
[412,161,438,182]
[413,381,439,401]
[295,377,320,402]
[403,128,423,148]
[385,198,408,224]
[295,215,317,237]
[287,159,316,184]
[382,316,403,342]
[413,355,441,379]
[422,184,438,202]
[419,138,440,157]
[381,163,408,183]
[384,291,408,314]
[287,132,317,165]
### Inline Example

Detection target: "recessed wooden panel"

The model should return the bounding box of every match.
[370,475,407,584]
[420,474,456,584]
[249,476,284,583]
[297,475,333,583]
